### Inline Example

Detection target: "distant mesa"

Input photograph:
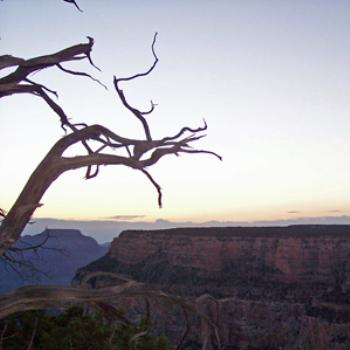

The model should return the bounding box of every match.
[0,228,108,294]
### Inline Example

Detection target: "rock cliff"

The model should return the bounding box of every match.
[75,225,350,349]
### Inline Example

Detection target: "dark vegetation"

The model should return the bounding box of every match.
[0,306,172,350]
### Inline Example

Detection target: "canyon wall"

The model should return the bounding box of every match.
[100,225,350,301]
[75,225,350,349]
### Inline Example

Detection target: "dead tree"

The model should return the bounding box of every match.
[0,30,222,347]
[0,3,223,347]
[0,34,220,255]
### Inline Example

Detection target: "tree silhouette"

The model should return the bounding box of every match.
[0,33,220,256]
[0,4,220,330]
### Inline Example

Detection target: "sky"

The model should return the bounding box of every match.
[1,0,350,230]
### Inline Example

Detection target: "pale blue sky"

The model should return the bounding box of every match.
[1,1,350,223]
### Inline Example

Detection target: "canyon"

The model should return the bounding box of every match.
[75,225,350,349]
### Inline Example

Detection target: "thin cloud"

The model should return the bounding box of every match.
[155,219,172,224]
[328,209,341,213]
[287,210,300,214]
[103,215,146,221]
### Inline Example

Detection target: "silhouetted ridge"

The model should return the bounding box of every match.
[120,224,350,238]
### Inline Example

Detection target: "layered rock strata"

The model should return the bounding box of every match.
[75,225,350,349]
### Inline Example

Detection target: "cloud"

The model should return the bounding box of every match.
[103,215,146,221]
[328,209,341,213]
[287,210,300,214]
[155,219,171,224]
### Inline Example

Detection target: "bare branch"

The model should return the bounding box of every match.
[175,305,191,350]
[0,55,24,70]
[0,252,45,281]
[116,33,159,82]
[0,40,104,179]
[140,169,163,208]
[62,0,83,12]
[76,271,134,288]
[162,119,208,143]
[0,282,143,319]
[24,78,58,97]
[57,63,107,89]
[11,230,56,253]
[96,302,134,327]
[0,38,96,86]
[85,165,100,180]
[0,209,5,222]
[130,330,148,350]
[30,85,71,130]
[26,317,38,350]
[0,38,102,140]
[140,100,157,116]
[0,282,215,335]
[113,33,159,141]
[176,148,222,161]
[0,230,66,281]
[0,322,8,350]
[113,78,153,141]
